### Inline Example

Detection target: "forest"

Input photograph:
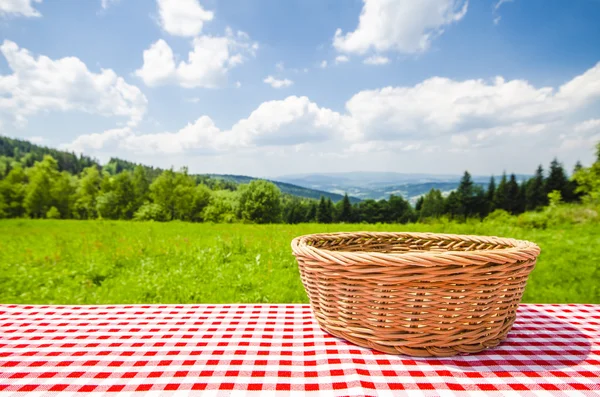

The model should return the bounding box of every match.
[0,136,598,225]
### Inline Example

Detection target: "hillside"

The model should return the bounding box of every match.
[277,172,532,203]
[207,174,361,203]
[0,136,355,203]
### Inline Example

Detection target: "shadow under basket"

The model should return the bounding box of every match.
[291,232,541,357]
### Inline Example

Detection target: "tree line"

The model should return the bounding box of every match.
[1,135,598,224]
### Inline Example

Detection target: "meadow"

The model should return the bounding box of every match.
[1,218,598,304]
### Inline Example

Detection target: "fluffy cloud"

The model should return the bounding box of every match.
[344,63,600,141]
[335,55,349,64]
[0,0,42,17]
[65,96,358,155]
[263,75,293,88]
[333,0,468,54]
[156,0,213,37]
[100,0,119,9]
[0,40,147,127]
[65,62,600,169]
[135,30,258,88]
[363,55,390,65]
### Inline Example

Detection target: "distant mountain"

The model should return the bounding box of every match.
[207,174,361,203]
[276,172,531,203]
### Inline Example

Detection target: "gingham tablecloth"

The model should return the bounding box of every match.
[0,304,598,396]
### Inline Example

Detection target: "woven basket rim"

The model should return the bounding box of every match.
[291,231,541,267]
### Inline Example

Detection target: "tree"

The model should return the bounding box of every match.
[74,166,102,219]
[149,169,178,220]
[444,191,461,218]
[506,174,521,214]
[132,165,150,210]
[420,189,445,219]
[337,193,353,223]
[493,173,509,212]
[546,158,570,201]
[486,176,496,214]
[306,201,318,222]
[238,180,282,223]
[317,196,333,223]
[525,165,547,210]
[96,192,119,219]
[52,171,77,218]
[0,166,27,218]
[24,155,60,218]
[112,172,136,219]
[192,184,212,221]
[573,142,600,203]
[387,194,413,223]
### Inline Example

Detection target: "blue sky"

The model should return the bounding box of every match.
[1,0,599,177]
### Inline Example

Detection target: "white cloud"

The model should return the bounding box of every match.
[493,0,513,24]
[344,63,600,141]
[64,62,600,173]
[333,0,468,54]
[263,75,293,89]
[335,55,349,64]
[0,40,147,128]
[100,0,119,10]
[575,119,600,133]
[320,60,328,68]
[275,61,284,71]
[65,96,358,155]
[28,135,45,144]
[135,30,258,88]
[363,55,390,65]
[235,81,241,88]
[0,0,42,17]
[156,0,213,37]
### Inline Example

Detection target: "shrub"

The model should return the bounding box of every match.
[46,206,61,219]
[133,203,168,222]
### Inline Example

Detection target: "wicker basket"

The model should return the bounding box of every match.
[291,232,540,357]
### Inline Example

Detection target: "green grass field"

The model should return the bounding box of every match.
[0,219,598,304]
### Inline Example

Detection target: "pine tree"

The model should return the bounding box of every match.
[486,176,496,213]
[526,165,547,210]
[317,196,332,223]
[493,173,509,212]
[546,158,570,200]
[306,201,317,222]
[506,174,520,214]
[337,193,353,223]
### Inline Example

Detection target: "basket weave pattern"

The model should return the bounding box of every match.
[291,232,540,357]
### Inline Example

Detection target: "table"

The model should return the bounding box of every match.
[0,304,598,396]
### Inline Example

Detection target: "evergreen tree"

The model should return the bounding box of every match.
[506,174,520,214]
[525,165,547,210]
[337,193,353,223]
[546,158,570,201]
[326,198,335,222]
[316,196,333,223]
[486,176,496,213]
[306,201,318,222]
[493,172,509,211]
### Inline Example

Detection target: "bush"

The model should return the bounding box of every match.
[133,203,168,222]
[46,206,61,219]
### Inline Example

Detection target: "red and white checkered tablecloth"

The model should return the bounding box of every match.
[0,304,598,396]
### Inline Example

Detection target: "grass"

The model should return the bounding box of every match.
[0,219,598,304]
